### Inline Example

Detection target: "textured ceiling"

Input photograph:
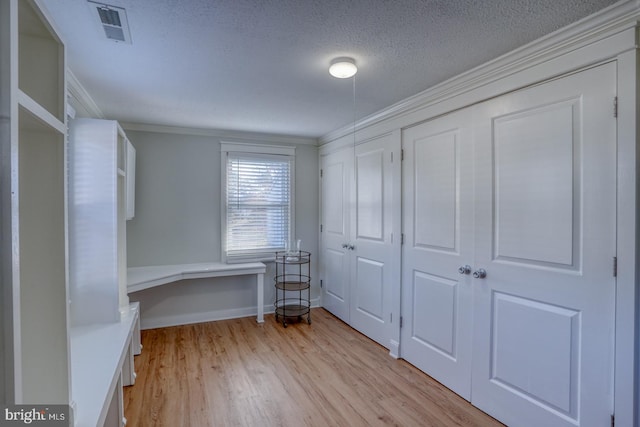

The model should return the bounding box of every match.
[41,0,621,138]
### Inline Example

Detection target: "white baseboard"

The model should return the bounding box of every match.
[388,339,400,359]
[140,298,321,330]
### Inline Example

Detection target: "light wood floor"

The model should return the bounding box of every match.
[124,308,503,427]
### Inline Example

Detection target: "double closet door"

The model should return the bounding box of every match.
[320,133,397,348]
[401,63,617,427]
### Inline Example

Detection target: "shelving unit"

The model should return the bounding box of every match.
[1,0,69,404]
[1,3,141,424]
[274,251,311,327]
[67,118,140,426]
[68,118,133,325]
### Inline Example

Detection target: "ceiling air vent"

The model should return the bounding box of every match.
[88,1,132,44]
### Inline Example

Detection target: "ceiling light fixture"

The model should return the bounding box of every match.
[329,57,357,79]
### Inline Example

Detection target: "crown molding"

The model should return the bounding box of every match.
[66,69,104,119]
[320,0,640,144]
[119,121,319,146]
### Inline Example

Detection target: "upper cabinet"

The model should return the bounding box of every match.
[1,0,70,405]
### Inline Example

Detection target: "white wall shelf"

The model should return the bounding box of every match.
[17,0,64,122]
[17,90,66,134]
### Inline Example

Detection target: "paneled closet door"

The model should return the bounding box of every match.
[400,108,474,399]
[349,134,395,348]
[320,147,352,323]
[471,62,617,427]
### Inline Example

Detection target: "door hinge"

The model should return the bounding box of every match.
[320,224,323,232]
[614,96,618,118]
[613,256,617,277]
[391,152,393,163]
[320,279,323,288]
[401,149,405,161]
[401,233,405,245]
[320,168,323,177]
[400,316,403,328]
[611,414,615,427]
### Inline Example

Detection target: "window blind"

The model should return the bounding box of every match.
[226,152,291,257]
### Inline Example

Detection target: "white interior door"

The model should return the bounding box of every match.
[320,148,352,323]
[350,134,395,348]
[471,62,617,427]
[401,109,474,399]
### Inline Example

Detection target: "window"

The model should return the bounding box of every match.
[221,142,295,262]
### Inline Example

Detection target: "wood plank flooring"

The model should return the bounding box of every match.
[124,308,503,427]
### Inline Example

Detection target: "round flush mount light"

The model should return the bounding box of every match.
[329,57,357,78]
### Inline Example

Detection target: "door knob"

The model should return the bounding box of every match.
[348,244,355,251]
[342,243,349,249]
[458,265,471,275]
[473,268,487,279]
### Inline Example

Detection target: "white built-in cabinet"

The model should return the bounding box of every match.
[0,0,70,405]
[67,117,139,427]
[68,118,132,325]
[1,2,140,426]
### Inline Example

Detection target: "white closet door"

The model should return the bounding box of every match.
[349,134,394,348]
[471,62,616,427]
[401,109,474,399]
[320,148,352,323]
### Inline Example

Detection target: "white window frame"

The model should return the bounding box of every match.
[221,142,296,263]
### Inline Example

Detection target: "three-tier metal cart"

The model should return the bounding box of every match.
[274,250,311,327]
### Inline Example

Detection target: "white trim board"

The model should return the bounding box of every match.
[220,141,296,156]
[612,46,639,427]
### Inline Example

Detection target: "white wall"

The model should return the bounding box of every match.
[124,128,319,329]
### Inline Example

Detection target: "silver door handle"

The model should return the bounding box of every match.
[348,244,355,251]
[473,268,487,279]
[458,265,471,275]
[342,243,349,249]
